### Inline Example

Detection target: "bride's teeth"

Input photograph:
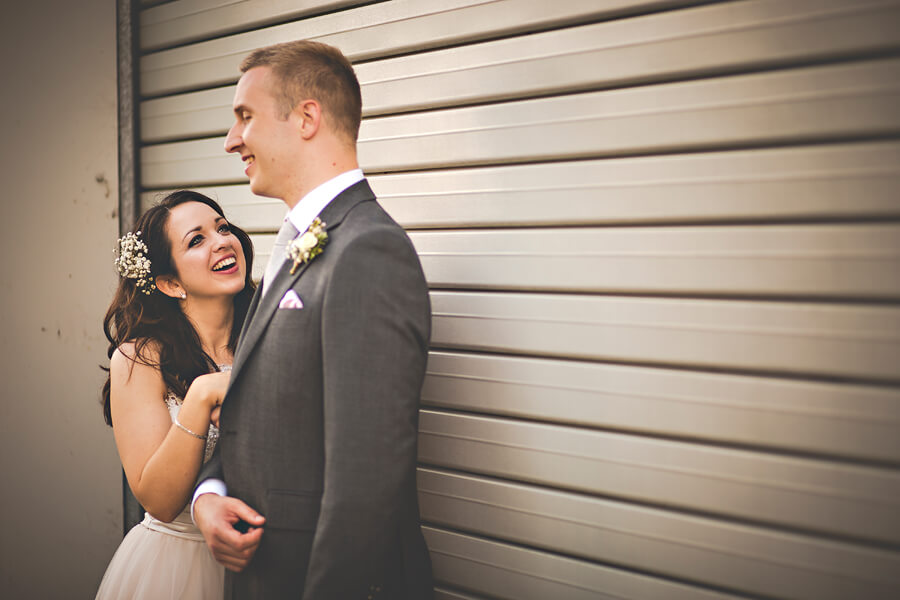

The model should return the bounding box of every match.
[213,257,236,271]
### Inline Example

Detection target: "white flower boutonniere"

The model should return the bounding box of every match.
[287,218,328,274]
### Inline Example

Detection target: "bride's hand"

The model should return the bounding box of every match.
[210,405,221,429]
[190,370,231,413]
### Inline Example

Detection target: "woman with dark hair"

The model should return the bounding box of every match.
[95,191,255,599]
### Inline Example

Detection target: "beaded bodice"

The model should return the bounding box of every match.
[164,391,219,462]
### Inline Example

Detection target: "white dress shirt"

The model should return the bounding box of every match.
[191,168,365,522]
[263,167,365,294]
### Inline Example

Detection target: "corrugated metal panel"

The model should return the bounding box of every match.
[140,57,900,186]
[132,0,900,597]
[410,225,900,298]
[417,411,900,544]
[421,352,900,463]
[356,58,900,172]
[429,291,900,383]
[434,589,484,600]
[229,223,900,298]
[140,0,900,142]
[370,142,900,227]
[141,185,285,232]
[418,468,900,599]
[139,0,642,96]
[423,528,749,600]
[356,0,900,116]
[142,142,900,228]
[140,0,368,51]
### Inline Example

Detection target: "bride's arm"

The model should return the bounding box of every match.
[109,342,228,522]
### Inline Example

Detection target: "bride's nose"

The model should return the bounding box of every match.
[212,232,230,250]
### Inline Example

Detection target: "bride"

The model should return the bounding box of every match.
[96,190,255,599]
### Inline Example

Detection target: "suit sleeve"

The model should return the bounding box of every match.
[302,225,431,597]
[195,444,224,487]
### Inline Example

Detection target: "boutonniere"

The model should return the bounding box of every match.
[286,218,328,274]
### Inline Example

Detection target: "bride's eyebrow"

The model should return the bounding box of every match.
[181,226,203,243]
[181,217,227,243]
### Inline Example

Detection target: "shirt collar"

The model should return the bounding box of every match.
[284,168,365,235]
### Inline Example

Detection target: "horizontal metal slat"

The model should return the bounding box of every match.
[214,268,900,382]
[140,0,367,51]
[356,57,900,172]
[434,589,484,600]
[140,0,900,142]
[141,141,900,229]
[142,85,233,144]
[357,0,900,117]
[140,186,285,233]
[139,0,623,96]
[422,352,900,464]
[188,222,900,301]
[370,142,900,227]
[409,224,900,299]
[247,233,274,281]
[141,137,237,188]
[429,291,900,383]
[423,527,747,600]
[140,58,900,186]
[417,410,900,545]
[418,468,900,599]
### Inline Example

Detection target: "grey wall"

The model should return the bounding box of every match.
[0,0,122,597]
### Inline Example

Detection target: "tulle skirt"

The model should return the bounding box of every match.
[96,510,224,599]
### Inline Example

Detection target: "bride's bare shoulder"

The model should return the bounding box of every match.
[111,339,162,379]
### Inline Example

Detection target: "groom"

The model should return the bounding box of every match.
[192,40,434,599]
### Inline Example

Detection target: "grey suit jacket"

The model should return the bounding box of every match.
[200,180,434,599]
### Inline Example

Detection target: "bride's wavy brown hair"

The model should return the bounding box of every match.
[101,191,256,425]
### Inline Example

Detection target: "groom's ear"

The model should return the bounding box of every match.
[294,99,321,140]
[155,275,184,299]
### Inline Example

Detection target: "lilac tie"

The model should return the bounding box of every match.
[262,219,299,297]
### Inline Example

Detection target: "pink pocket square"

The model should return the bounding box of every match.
[279,289,304,309]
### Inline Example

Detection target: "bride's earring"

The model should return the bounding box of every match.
[180,292,187,299]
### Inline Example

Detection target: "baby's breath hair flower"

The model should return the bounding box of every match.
[115,231,156,295]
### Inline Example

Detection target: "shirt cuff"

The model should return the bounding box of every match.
[191,478,227,524]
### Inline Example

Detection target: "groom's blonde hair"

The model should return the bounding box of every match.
[241,40,362,144]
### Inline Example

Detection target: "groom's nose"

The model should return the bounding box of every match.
[225,122,242,153]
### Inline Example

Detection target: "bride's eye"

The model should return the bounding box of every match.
[189,234,203,247]
[218,223,232,235]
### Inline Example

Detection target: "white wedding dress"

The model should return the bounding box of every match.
[95,386,224,599]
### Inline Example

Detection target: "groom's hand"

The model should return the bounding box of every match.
[194,493,265,572]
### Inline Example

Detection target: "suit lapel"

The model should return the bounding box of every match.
[227,180,376,388]
[229,282,262,374]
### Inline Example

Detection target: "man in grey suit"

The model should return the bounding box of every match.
[192,40,434,599]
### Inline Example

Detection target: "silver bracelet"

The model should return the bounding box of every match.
[174,415,207,440]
